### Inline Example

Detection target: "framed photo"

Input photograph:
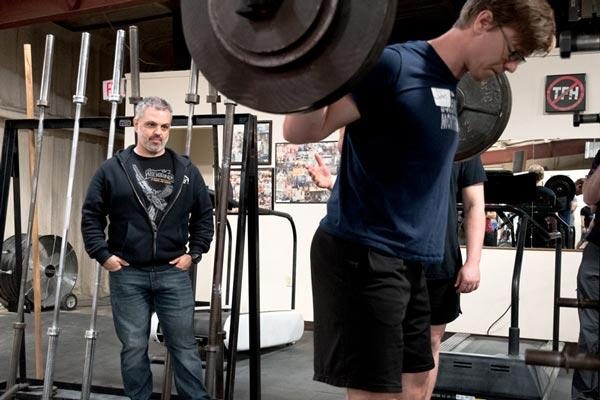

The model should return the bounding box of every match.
[231,120,272,165]
[275,141,340,203]
[229,168,274,211]
[256,121,272,165]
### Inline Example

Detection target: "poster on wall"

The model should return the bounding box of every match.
[544,73,586,113]
[229,168,274,211]
[275,141,340,203]
[231,121,272,165]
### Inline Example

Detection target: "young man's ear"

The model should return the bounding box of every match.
[473,10,495,33]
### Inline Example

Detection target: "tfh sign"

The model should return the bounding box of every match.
[545,73,586,113]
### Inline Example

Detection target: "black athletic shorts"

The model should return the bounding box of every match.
[427,278,461,325]
[311,227,434,393]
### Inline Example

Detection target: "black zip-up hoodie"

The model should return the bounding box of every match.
[81,145,214,266]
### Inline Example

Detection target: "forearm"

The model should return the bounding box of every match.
[464,210,485,264]
[81,211,111,263]
[81,170,110,263]
[461,184,485,264]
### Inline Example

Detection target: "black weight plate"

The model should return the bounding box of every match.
[181,0,397,114]
[545,175,576,202]
[456,72,512,161]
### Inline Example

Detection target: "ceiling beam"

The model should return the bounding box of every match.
[0,0,157,30]
[481,139,587,165]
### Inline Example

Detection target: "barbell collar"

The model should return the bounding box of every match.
[38,34,55,107]
[109,30,126,103]
[186,93,200,105]
[129,26,141,102]
[74,32,91,102]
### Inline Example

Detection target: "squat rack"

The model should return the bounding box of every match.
[0,112,265,400]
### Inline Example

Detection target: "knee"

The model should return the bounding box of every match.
[121,335,149,354]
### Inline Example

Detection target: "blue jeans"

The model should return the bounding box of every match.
[109,264,210,400]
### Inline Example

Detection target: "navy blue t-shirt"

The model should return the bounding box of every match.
[424,157,487,279]
[320,41,459,263]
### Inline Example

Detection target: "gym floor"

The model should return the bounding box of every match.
[0,302,574,400]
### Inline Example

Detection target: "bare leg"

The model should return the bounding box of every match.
[424,324,447,399]
[399,371,430,400]
[347,389,402,400]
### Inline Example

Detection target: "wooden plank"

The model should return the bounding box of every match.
[24,43,44,379]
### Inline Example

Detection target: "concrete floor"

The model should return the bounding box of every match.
[0,302,578,399]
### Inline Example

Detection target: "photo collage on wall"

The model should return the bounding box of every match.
[229,168,274,211]
[275,141,340,203]
[230,122,340,207]
[230,121,273,211]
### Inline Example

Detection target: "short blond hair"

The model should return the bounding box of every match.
[454,0,556,56]
[528,163,545,183]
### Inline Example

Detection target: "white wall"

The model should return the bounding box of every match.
[450,247,580,343]
[504,48,600,140]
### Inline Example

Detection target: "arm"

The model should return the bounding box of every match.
[588,206,596,232]
[583,166,600,206]
[188,168,215,256]
[580,214,587,233]
[283,96,359,144]
[81,167,129,271]
[455,183,485,293]
[81,168,112,265]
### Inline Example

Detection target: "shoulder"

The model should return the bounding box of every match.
[167,148,192,168]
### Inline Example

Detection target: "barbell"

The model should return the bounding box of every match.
[181,0,511,161]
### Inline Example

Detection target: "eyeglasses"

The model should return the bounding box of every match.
[499,26,526,64]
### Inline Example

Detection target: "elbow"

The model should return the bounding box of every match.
[583,193,598,206]
[282,117,304,144]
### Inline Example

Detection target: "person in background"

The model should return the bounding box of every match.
[81,96,213,400]
[572,151,600,400]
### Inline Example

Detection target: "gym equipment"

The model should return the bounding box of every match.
[573,111,600,126]
[545,175,576,212]
[181,1,512,161]
[455,72,512,161]
[181,0,398,114]
[128,26,142,108]
[0,234,78,311]
[435,173,565,399]
[5,33,54,398]
[205,102,237,398]
[184,60,200,157]
[150,209,302,352]
[0,111,261,400]
[80,29,125,400]
[41,32,90,400]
